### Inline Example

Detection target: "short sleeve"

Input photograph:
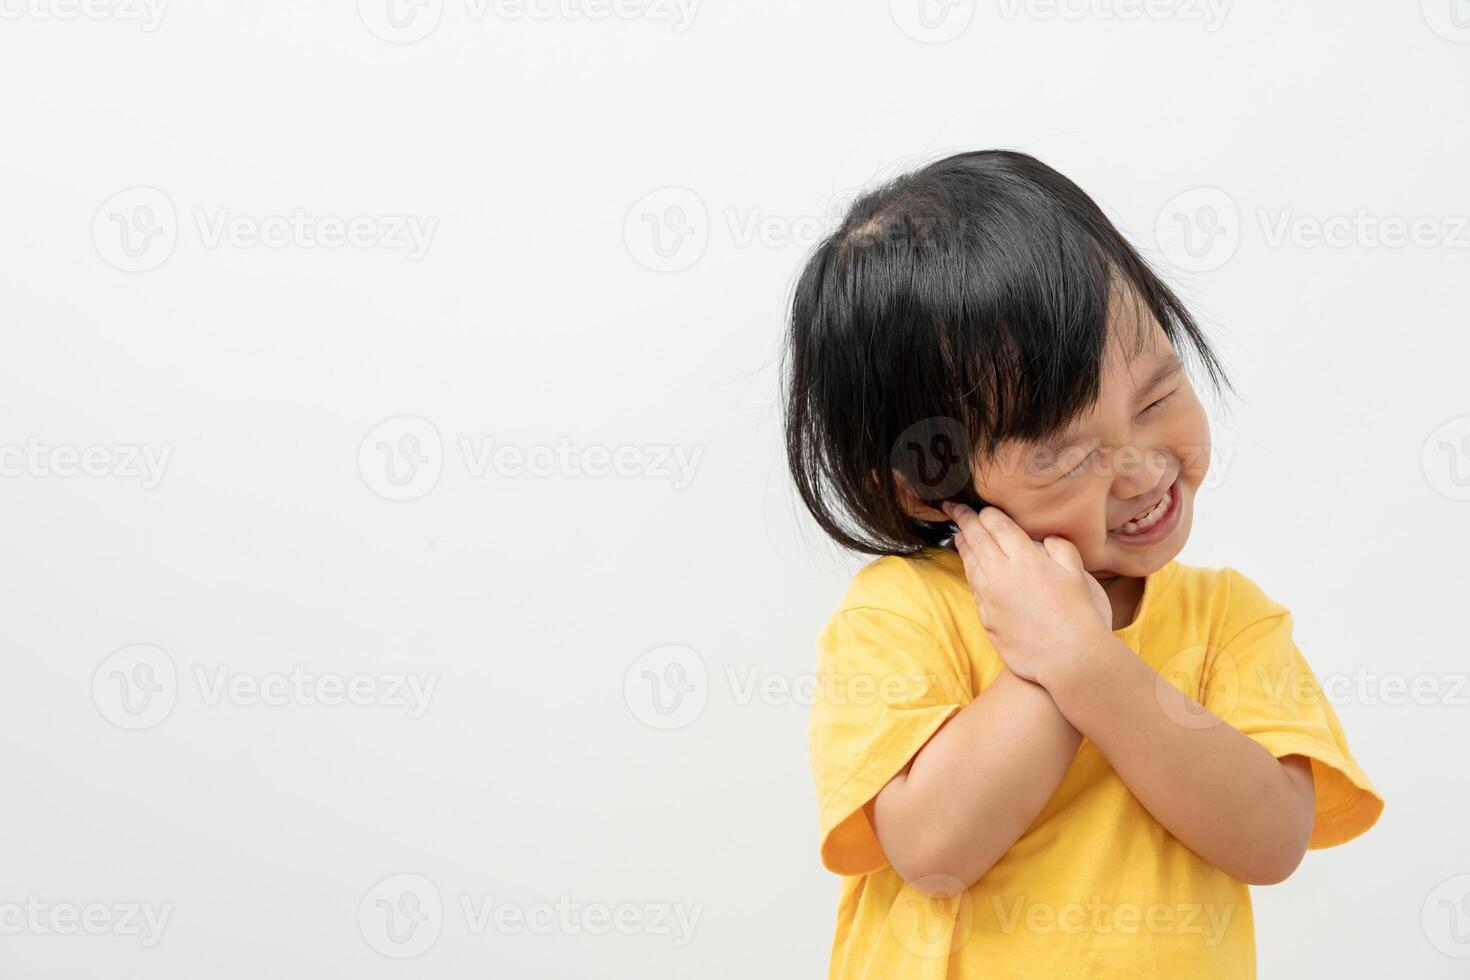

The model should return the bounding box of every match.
[1203,579,1384,849]
[809,604,972,876]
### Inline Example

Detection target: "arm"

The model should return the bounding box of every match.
[942,501,1316,886]
[869,667,1081,896]
[1041,637,1315,885]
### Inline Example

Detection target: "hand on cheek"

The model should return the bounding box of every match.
[943,501,1114,687]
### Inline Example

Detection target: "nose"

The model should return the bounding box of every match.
[1108,444,1172,502]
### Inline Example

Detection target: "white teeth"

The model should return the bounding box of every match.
[1135,497,1164,522]
[1114,486,1172,535]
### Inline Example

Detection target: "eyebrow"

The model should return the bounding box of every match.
[1140,350,1184,395]
[1035,351,1184,459]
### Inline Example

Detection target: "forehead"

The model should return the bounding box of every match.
[1101,313,1175,384]
[1101,282,1171,368]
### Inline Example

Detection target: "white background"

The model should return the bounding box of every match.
[2,1,1468,977]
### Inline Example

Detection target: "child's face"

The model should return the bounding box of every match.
[971,314,1211,580]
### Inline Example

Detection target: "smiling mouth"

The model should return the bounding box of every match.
[1109,477,1179,537]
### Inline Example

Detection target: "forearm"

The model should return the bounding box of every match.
[1042,636,1315,884]
[871,667,1080,894]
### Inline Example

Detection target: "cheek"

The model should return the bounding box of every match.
[1007,491,1108,550]
[1168,407,1212,484]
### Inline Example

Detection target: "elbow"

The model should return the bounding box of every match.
[1230,838,1309,886]
[887,839,996,897]
[1231,770,1316,886]
[869,793,1005,897]
[1235,861,1300,887]
[893,861,987,898]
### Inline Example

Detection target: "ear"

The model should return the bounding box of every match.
[890,469,955,523]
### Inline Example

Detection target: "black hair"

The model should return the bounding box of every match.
[781,149,1232,557]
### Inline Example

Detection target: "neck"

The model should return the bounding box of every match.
[1096,573,1146,631]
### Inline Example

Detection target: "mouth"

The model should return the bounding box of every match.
[1108,476,1182,545]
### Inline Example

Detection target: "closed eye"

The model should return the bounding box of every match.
[1061,449,1097,479]
[1139,389,1178,417]
[1052,388,1178,481]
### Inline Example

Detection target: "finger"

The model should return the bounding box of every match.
[977,506,1032,559]
[946,505,993,581]
[945,501,986,550]
[952,520,987,575]
[949,503,1003,570]
[1042,535,1084,574]
[950,527,987,590]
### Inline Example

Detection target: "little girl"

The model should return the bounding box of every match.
[783,150,1383,979]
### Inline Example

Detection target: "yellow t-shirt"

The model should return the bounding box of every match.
[809,547,1383,980]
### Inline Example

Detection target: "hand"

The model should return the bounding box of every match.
[943,501,1114,688]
